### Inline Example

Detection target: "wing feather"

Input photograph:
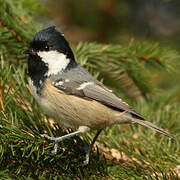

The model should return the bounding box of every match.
[53,79,144,120]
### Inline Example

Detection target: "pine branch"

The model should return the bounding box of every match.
[0,0,180,179]
[0,43,179,179]
[0,0,42,64]
[73,42,178,102]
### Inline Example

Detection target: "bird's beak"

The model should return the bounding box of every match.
[23,49,31,55]
[23,49,36,55]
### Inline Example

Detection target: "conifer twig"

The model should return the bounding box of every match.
[0,86,7,119]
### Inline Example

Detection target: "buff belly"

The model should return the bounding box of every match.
[29,79,130,130]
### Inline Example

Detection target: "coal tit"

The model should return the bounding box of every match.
[23,26,175,165]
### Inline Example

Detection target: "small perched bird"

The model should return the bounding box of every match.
[23,26,175,165]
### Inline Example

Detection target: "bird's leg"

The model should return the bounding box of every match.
[41,131,82,155]
[83,129,102,166]
[41,126,90,155]
[41,130,82,142]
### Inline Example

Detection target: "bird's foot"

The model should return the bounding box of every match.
[83,150,90,166]
[41,134,58,141]
[41,134,59,155]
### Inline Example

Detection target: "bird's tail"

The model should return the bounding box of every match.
[131,118,175,140]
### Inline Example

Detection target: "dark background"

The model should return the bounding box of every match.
[41,0,180,95]
[42,0,180,46]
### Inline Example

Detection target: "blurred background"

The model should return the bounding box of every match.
[40,0,180,97]
[41,0,180,46]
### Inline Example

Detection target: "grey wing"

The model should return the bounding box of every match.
[82,82,145,120]
[52,77,144,120]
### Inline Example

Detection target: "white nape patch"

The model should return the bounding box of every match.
[76,82,94,90]
[37,50,70,76]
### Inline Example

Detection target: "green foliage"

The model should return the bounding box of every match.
[0,0,180,179]
[73,42,178,102]
[0,0,42,65]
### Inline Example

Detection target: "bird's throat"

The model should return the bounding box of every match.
[28,55,48,94]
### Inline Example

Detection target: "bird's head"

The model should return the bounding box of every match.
[24,26,77,77]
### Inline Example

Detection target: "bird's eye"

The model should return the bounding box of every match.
[44,45,49,51]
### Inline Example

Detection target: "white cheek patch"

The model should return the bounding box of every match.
[37,50,70,76]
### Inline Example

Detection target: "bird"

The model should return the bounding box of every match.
[23,26,175,165]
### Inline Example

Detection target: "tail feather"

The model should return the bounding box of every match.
[131,118,176,140]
